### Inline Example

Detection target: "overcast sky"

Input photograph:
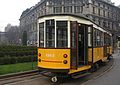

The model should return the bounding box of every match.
[0,0,40,32]
[0,0,119,32]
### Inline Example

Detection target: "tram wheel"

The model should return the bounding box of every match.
[90,63,99,72]
[107,55,113,60]
[95,63,99,69]
[51,76,62,84]
[51,76,58,83]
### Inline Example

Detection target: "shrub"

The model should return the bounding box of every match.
[0,55,37,65]
[0,45,37,65]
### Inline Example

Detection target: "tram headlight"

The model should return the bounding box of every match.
[63,60,68,64]
[63,54,68,58]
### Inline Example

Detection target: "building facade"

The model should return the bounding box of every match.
[19,0,120,46]
[0,32,7,45]
[5,24,21,45]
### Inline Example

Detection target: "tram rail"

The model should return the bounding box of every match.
[0,58,114,85]
[0,70,40,85]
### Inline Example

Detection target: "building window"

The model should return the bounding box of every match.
[98,3,100,7]
[92,0,95,5]
[92,17,96,22]
[108,12,110,18]
[74,0,78,4]
[39,22,44,47]
[75,6,80,13]
[98,19,101,25]
[108,22,110,28]
[103,4,105,8]
[46,19,55,47]
[112,23,113,30]
[81,6,83,13]
[103,10,105,17]
[54,7,62,13]
[64,6,72,13]
[56,21,68,48]
[93,7,95,14]
[98,8,100,16]
[103,21,106,27]
[54,0,62,5]
[74,6,83,13]
[64,0,72,4]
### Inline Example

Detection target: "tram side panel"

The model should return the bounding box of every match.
[109,46,112,55]
[88,47,104,63]
[94,47,104,62]
[88,28,112,63]
[88,48,92,63]
[88,46,112,63]
[38,48,70,71]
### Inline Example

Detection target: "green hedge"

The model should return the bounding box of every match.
[0,46,37,57]
[0,55,37,65]
[0,51,37,57]
[0,46,37,65]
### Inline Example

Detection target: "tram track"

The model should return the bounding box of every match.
[0,75,42,85]
[0,70,42,85]
[0,57,114,85]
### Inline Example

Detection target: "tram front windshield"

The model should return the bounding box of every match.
[39,19,68,48]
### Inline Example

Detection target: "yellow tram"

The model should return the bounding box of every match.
[37,14,112,82]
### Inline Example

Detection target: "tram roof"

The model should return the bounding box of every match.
[38,14,112,35]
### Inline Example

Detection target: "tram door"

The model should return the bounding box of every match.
[71,21,88,69]
[78,24,88,65]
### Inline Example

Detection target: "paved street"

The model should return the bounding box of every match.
[83,51,120,85]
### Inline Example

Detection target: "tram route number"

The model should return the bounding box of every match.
[46,54,55,58]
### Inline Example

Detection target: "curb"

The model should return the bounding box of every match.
[0,69,38,79]
[81,58,114,85]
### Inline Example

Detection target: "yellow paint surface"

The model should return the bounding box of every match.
[109,46,112,55]
[88,48,92,62]
[93,47,104,63]
[69,65,91,74]
[38,48,70,69]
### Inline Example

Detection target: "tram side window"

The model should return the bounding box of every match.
[93,29,97,47]
[72,31,76,48]
[105,34,111,46]
[108,35,112,46]
[101,32,104,46]
[46,19,55,47]
[109,36,112,46]
[56,21,68,48]
[88,27,92,47]
[105,35,108,46]
[71,22,77,48]
[39,22,44,47]
[93,29,102,47]
[96,30,102,46]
